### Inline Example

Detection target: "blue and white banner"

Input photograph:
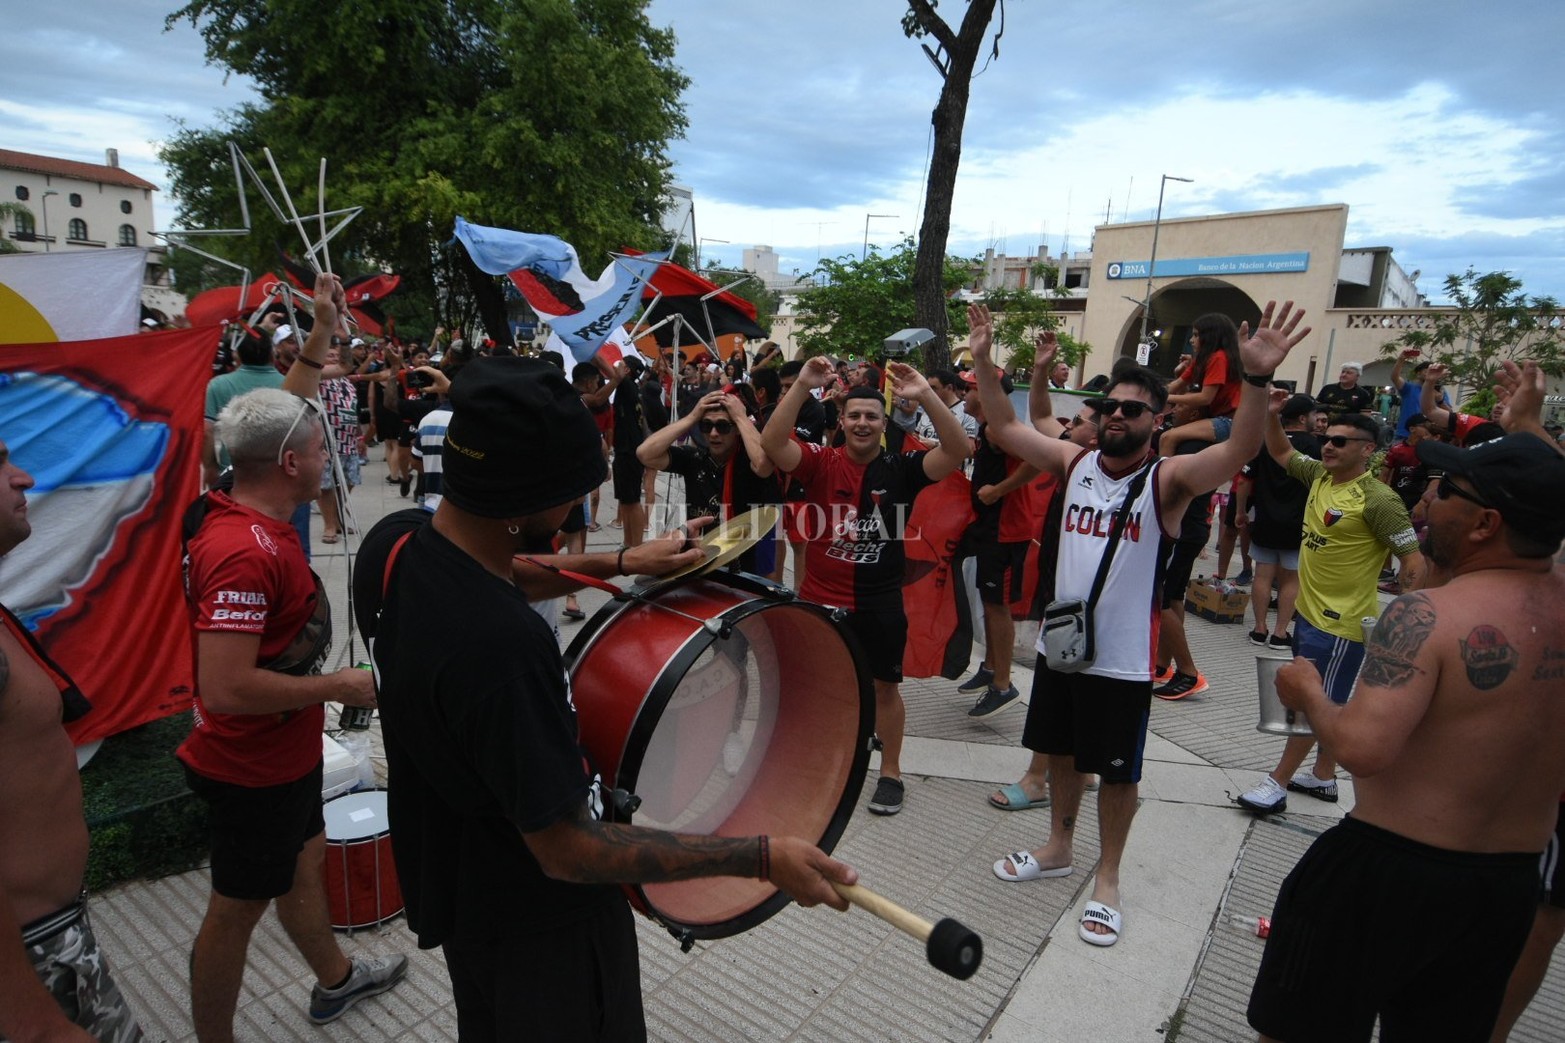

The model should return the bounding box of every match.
[1105,252,1310,279]
[453,217,665,366]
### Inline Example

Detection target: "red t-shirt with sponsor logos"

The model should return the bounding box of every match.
[787,438,933,609]
[176,492,325,786]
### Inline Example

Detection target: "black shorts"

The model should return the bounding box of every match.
[558,500,588,536]
[442,898,644,1043]
[1543,801,1565,909]
[842,605,907,684]
[1248,816,1540,1043]
[962,530,1028,607]
[612,453,644,504]
[183,762,326,900]
[1020,664,1151,783]
[1161,528,1209,610]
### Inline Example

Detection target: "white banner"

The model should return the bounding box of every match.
[0,249,144,343]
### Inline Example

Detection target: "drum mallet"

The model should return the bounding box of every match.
[832,882,983,980]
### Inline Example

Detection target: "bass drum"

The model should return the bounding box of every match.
[565,570,873,943]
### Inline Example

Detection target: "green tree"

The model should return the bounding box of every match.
[162,0,688,337]
[1380,268,1563,391]
[792,238,971,363]
[982,263,1077,372]
[901,0,1002,358]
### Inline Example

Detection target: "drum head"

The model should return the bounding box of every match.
[571,574,872,940]
[324,789,390,842]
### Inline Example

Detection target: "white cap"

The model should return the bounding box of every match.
[272,324,295,346]
[350,337,364,348]
[1341,361,1363,373]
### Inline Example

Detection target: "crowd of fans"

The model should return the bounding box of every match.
[5,284,1564,1041]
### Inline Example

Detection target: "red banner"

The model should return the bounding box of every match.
[901,445,977,680]
[0,327,217,743]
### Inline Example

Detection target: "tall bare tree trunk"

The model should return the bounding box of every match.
[905,0,999,372]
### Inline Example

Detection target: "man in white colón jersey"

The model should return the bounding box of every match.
[970,300,1309,947]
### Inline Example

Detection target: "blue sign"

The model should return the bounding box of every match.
[1105,252,1310,279]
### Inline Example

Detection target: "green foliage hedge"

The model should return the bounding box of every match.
[80,712,208,893]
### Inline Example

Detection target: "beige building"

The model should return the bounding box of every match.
[1,147,182,319]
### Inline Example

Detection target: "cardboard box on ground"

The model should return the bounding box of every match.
[1185,578,1250,624]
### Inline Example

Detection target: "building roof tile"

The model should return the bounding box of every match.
[0,149,159,192]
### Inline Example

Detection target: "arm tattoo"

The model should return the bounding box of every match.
[570,821,762,885]
[1359,593,1436,689]
[1460,624,1520,691]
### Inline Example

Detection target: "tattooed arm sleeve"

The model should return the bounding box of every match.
[1320,592,1442,776]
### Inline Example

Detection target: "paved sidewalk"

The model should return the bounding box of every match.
[88,460,1565,1041]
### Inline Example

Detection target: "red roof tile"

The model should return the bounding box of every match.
[0,149,159,192]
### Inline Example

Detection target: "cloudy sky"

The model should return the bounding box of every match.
[7,1,1563,302]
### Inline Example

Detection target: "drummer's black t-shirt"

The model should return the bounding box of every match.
[354,511,619,946]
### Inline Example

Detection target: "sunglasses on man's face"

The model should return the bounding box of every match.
[698,419,735,435]
[1087,397,1155,420]
[1435,474,1493,509]
[1322,434,1374,448]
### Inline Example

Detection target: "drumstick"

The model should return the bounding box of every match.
[831,882,983,980]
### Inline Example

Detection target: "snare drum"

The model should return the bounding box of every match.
[566,570,873,942]
[322,789,404,931]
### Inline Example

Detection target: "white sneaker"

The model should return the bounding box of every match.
[1287,772,1339,803]
[1236,776,1287,814]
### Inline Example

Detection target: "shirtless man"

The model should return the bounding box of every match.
[1250,415,1565,1041]
[1,441,143,1042]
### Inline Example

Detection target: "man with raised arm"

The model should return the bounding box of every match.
[761,358,970,817]
[1250,369,1565,1041]
[183,274,407,1042]
[972,299,1308,948]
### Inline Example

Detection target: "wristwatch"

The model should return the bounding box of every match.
[1243,371,1274,388]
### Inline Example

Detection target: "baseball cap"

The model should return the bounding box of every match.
[1416,432,1565,547]
[442,357,606,518]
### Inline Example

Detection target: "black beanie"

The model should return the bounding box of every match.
[442,356,606,518]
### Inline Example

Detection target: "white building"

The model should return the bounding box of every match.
[1,147,182,319]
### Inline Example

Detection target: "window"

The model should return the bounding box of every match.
[68,218,88,241]
[69,193,82,207]
[14,186,28,201]
[118,224,137,246]
[120,200,132,214]
[14,211,35,239]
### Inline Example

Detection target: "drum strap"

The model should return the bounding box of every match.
[381,531,414,598]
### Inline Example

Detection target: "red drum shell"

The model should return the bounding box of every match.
[322,789,404,931]
[566,571,873,940]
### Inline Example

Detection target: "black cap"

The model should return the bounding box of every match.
[1280,393,1317,421]
[1416,432,1565,547]
[442,356,606,518]
[1402,412,1429,429]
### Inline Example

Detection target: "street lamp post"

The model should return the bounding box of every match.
[41,189,59,253]
[1137,175,1193,348]
[862,213,898,260]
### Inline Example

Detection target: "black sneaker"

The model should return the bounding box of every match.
[1268,634,1293,651]
[867,776,904,816]
[1248,629,1268,646]
[308,955,408,1024]
[956,665,994,694]
[967,684,1020,719]
[1154,671,1209,701]
[1234,569,1253,587]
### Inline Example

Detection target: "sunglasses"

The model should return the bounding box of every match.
[1069,415,1098,428]
[698,419,735,435]
[1435,475,1493,510]
[276,398,323,466]
[1322,434,1373,448]
[1087,397,1155,420]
